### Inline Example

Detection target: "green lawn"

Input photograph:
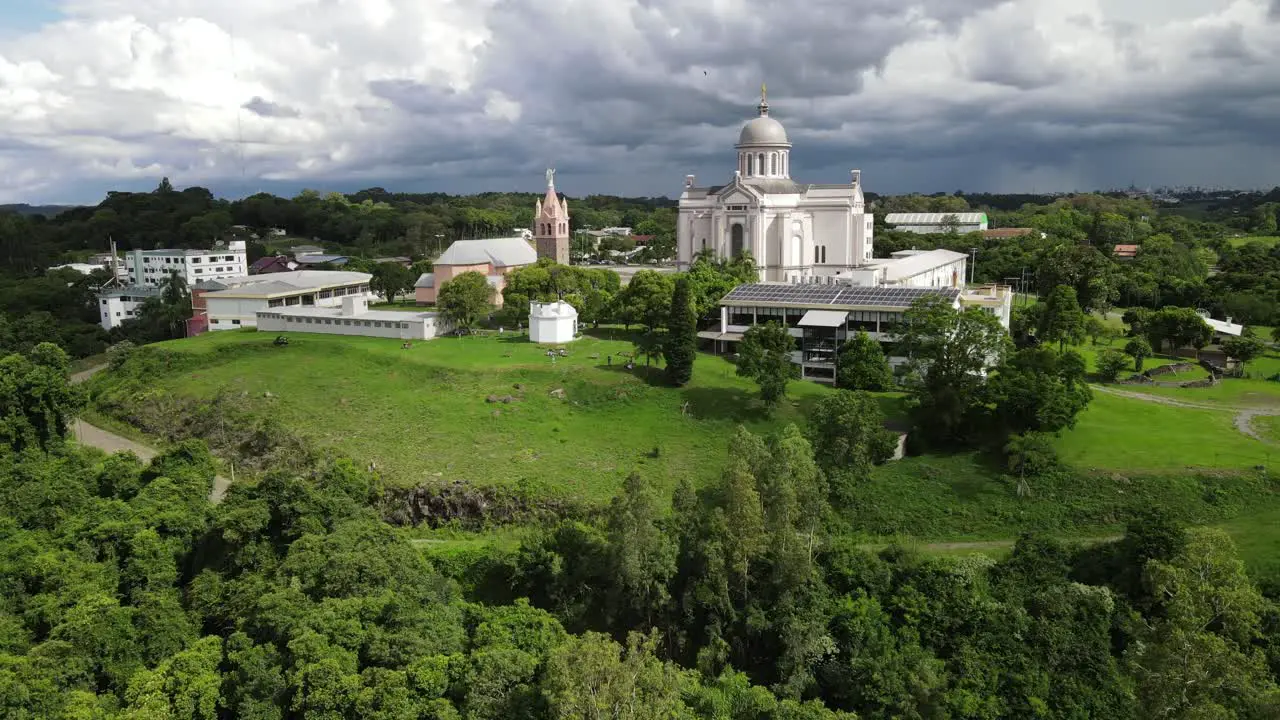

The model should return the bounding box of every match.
[113,327,1277,498]
[1116,379,1280,408]
[140,329,845,502]
[1057,392,1275,470]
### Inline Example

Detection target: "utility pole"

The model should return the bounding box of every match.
[968,247,978,285]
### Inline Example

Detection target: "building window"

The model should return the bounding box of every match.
[232,319,241,325]
[746,154,754,176]
[269,299,283,308]
[730,224,744,258]
[191,258,200,263]
[757,153,764,173]
[821,246,827,263]
[814,246,820,264]
[770,153,778,175]
[211,319,220,324]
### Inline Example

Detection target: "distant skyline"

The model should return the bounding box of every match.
[2,0,1280,205]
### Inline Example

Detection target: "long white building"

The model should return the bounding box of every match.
[126,240,248,287]
[676,88,874,283]
[193,270,373,332]
[256,296,453,341]
[884,213,989,234]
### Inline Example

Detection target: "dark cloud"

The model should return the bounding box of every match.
[6,0,1280,204]
[242,97,301,119]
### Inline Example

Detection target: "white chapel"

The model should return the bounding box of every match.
[676,87,874,283]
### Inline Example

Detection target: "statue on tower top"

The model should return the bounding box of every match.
[545,167,555,188]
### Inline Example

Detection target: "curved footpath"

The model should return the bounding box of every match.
[1092,384,1280,444]
[70,366,229,503]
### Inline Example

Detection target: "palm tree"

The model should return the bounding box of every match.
[633,330,664,368]
[159,271,193,338]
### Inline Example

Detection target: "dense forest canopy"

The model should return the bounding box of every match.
[3,343,1280,717]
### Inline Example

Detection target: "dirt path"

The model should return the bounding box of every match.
[69,366,230,503]
[1092,385,1280,444]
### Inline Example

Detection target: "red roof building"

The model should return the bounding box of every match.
[250,255,298,274]
[1113,244,1139,259]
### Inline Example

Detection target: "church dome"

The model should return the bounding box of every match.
[737,115,789,146]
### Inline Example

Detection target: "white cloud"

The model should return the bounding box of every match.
[0,0,1278,202]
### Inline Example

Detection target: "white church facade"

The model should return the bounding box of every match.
[676,87,874,283]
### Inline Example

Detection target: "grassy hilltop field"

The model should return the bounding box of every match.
[84,326,1280,579]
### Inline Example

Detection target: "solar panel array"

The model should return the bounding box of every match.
[722,283,961,308]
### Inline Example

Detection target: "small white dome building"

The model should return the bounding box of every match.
[529,300,578,344]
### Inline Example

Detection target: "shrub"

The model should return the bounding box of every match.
[1095,348,1130,382]
[1004,432,1059,476]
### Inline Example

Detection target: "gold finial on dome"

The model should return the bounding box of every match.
[757,83,769,116]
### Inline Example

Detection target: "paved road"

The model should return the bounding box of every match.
[69,366,230,503]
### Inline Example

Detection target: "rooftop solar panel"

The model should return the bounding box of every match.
[722,283,961,308]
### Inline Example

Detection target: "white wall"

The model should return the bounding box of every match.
[206,296,269,330]
[890,258,967,289]
[127,246,249,287]
[530,315,577,343]
[98,295,145,330]
[256,312,452,340]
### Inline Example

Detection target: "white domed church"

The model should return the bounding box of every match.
[676,87,874,283]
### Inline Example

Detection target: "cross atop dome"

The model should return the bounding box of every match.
[758,83,769,116]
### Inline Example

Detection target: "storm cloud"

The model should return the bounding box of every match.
[0,0,1277,203]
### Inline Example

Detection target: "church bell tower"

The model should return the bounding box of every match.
[533,168,570,265]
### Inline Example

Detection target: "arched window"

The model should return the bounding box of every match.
[731,224,744,258]
[782,153,787,176]
[771,153,778,175]
[757,153,765,174]
[746,154,754,176]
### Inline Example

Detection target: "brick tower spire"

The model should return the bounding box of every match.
[533,168,570,265]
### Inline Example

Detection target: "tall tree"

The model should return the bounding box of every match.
[663,277,696,386]
[735,322,799,409]
[1038,285,1086,351]
[613,270,673,332]
[895,296,1009,446]
[370,262,414,303]
[605,473,676,631]
[1126,529,1280,717]
[436,271,493,331]
[1124,336,1153,372]
[835,332,893,391]
[1221,335,1264,371]
[0,343,86,452]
